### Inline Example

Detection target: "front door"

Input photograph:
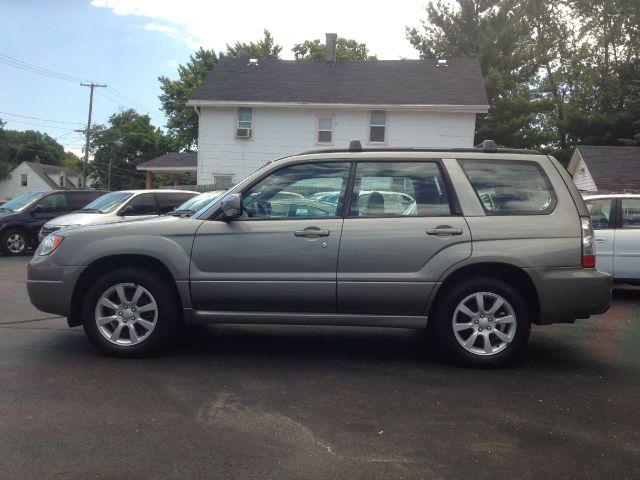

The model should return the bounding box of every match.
[29,192,69,238]
[337,161,471,316]
[585,197,615,276]
[190,161,351,312]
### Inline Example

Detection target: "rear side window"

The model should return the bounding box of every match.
[157,192,197,214]
[459,160,556,215]
[350,162,451,217]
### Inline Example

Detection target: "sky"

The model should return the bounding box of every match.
[0,0,428,158]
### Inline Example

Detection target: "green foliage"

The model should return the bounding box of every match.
[0,121,72,179]
[407,0,640,157]
[158,47,217,151]
[88,109,174,190]
[292,37,376,60]
[222,29,282,59]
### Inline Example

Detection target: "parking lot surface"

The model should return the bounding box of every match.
[1,255,639,479]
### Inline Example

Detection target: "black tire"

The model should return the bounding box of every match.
[432,277,531,367]
[0,228,29,256]
[81,267,178,357]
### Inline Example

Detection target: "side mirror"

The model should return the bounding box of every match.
[118,205,134,216]
[221,193,243,220]
[31,204,43,216]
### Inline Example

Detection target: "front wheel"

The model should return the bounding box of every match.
[1,229,29,256]
[432,277,531,367]
[82,267,178,357]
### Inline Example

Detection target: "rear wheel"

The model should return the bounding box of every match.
[432,277,531,367]
[0,228,29,256]
[82,267,178,357]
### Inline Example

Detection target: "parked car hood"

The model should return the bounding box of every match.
[45,212,154,228]
[0,210,24,222]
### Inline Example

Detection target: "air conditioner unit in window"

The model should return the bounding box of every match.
[236,128,252,139]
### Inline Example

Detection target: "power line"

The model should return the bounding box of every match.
[3,119,81,131]
[0,53,98,83]
[0,111,84,126]
[108,87,157,115]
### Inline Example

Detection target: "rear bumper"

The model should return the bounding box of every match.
[530,267,612,324]
[27,255,84,318]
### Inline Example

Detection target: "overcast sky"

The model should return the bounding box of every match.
[1,0,428,157]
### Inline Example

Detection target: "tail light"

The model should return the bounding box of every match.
[581,216,596,268]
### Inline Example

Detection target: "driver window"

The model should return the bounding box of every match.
[124,193,158,215]
[242,162,350,219]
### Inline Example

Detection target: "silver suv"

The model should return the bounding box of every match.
[27,142,611,366]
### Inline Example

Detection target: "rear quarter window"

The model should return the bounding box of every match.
[459,160,556,215]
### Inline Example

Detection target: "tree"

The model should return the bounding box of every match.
[158,47,217,151]
[292,37,377,60]
[222,29,282,59]
[88,109,174,190]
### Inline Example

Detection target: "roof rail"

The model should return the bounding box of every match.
[296,140,540,156]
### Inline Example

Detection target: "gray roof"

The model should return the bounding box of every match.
[573,146,640,192]
[190,58,488,107]
[136,152,197,170]
[24,161,81,189]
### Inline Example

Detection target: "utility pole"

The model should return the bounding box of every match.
[80,82,106,187]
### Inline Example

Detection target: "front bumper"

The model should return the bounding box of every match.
[27,254,85,318]
[530,267,612,324]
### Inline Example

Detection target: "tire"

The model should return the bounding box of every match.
[0,228,29,256]
[432,277,531,367]
[81,267,178,357]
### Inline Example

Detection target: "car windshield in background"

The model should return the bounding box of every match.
[174,191,224,214]
[80,191,133,213]
[0,192,43,212]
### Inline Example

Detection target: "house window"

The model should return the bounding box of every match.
[21,174,27,186]
[59,176,65,187]
[236,108,252,139]
[317,117,333,144]
[369,111,386,143]
[214,175,234,189]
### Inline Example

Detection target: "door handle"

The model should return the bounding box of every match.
[294,228,330,237]
[595,238,608,243]
[427,226,463,236]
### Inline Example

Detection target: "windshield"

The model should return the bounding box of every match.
[81,191,133,213]
[174,191,224,213]
[0,192,43,212]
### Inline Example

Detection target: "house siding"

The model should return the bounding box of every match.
[572,157,598,192]
[0,163,53,199]
[197,107,476,184]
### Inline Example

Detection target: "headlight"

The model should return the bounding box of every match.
[37,235,64,256]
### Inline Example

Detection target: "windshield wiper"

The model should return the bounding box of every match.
[0,207,13,212]
[76,208,103,213]
[167,209,195,217]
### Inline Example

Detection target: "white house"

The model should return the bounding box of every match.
[567,146,640,193]
[187,34,489,187]
[0,161,83,200]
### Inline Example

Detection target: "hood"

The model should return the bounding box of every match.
[0,210,24,222]
[44,212,158,228]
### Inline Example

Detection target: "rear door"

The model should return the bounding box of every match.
[585,197,615,276]
[613,197,640,281]
[337,160,471,316]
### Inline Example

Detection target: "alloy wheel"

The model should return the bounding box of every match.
[451,291,517,356]
[94,283,158,346]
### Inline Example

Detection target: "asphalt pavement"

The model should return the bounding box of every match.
[1,255,639,479]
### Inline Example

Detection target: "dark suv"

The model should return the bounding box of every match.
[0,190,104,256]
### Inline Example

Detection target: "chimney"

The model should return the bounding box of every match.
[325,33,337,63]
